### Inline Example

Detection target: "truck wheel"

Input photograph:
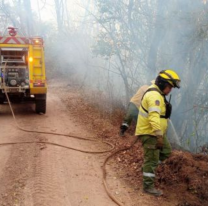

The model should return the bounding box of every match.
[35,94,46,114]
[0,91,5,104]
[0,98,5,104]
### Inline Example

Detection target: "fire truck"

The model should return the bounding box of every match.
[0,27,47,113]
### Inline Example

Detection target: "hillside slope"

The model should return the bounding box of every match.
[58,80,208,206]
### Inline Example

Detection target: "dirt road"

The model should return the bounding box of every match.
[0,81,185,206]
[0,86,125,206]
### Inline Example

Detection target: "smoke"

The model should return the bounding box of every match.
[2,0,207,152]
[44,0,208,152]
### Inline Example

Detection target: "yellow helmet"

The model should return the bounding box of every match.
[159,70,181,88]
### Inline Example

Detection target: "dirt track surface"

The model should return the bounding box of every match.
[0,83,120,206]
[0,80,207,206]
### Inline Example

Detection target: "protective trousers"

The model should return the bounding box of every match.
[141,135,171,189]
[122,102,138,127]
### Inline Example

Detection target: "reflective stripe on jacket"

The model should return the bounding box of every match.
[135,84,168,136]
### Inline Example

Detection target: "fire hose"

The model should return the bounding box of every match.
[1,62,139,206]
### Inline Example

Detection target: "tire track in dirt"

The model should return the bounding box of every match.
[0,128,38,205]
[27,145,72,206]
[0,82,135,206]
[21,88,118,206]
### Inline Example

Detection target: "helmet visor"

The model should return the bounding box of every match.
[173,80,180,88]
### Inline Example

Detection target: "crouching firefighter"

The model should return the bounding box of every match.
[119,85,149,136]
[119,80,155,136]
[135,69,181,196]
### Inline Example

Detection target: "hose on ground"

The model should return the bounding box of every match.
[102,136,139,206]
[4,82,114,154]
[1,61,139,206]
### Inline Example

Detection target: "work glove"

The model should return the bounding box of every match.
[156,135,164,150]
[119,125,128,136]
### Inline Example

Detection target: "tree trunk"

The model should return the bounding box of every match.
[54,0,64,32]
[23,0,34,35]
[147,0,168,74]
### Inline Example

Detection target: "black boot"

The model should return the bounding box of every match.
[119,125,128,136]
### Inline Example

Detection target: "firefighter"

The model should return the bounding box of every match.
[119,81,154,136]
[135,69,180,196]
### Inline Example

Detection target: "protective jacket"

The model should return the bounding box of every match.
[135,84,168,137]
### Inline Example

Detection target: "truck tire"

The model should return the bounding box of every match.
[0,98,5,104]
[35,94,46,114]
[0,91,5,104]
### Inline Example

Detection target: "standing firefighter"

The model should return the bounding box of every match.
[136,69,181,196]
[119,81,154,136]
